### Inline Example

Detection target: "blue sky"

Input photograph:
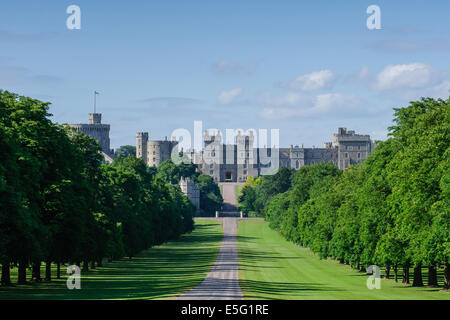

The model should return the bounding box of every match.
[1,0,449,149]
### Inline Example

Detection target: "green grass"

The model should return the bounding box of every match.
[237,219,450,300]
[0,219,223,300]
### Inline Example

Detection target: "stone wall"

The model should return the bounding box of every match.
[179,177,201,216]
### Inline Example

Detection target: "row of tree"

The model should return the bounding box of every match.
[0,90,195,286]
[239,97,449,289]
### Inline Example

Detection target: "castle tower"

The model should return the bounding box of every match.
[203,130,223,182]
[333,128,372,170]
[69,113,114,159]
[235,131,257,182]
[88,113,102,124]
[136,132,149,165]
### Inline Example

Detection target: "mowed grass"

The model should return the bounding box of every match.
[0,219,223,300]
[237,219,450,300]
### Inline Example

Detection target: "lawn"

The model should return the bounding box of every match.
[0,219,223,300]
[237,219,450,300]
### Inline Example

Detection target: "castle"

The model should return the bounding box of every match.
[67,112,373,213]
[136,128,374,183]
[69,113,115,163]
[136,132,178,167]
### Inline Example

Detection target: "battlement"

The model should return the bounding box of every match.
[69,113,114,158]
[137,127,373,181]
[88,113,102,124]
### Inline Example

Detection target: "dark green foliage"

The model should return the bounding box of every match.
[156,159,223,216]
[195,174,223,216]
[114,145,136,158]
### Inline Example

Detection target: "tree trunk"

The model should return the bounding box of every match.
[18,261,27,284]
[412,265,423,287]
[394,266,398,282]
[90,261,96,269]
[444,263,450,290]
[360,266,366,273]
[56,262,61,279]
[1,263,12,286]
[339,258,344,264]
[45,261,51,282]
[402,265,410,284]
[427,265,438,287]
[97,258,103,267]
[82,260,89,272]
[31,261,42,282]
[355,262,360,270]
[384,266,390,280]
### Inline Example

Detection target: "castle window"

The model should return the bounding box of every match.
[210,170,213,175]
[345,153,348,158]
[296,160,299,169]
[244,170,247,175]
[358,145,361,150]
[210,164,213,168]
[358,153,361,159]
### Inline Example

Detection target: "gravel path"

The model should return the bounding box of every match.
[175,217,243,300]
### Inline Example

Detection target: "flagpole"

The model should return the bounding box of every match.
[94,91,100,113]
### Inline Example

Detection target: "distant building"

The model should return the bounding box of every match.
[333,128,373,170]
[179,177,201,216]
[69,113,115,163]
[137,128,374,182]
[136,132,178,167]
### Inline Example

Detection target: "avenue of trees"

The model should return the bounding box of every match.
[239,97,449,289]
[156,159,223,216]
[0,91,195,286]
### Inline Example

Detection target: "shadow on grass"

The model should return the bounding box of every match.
[0,222,223,300]
[238,279,343,300]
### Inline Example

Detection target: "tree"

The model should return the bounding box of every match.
[115,145,136,158]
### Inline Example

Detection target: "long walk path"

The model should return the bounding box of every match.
[176,183,244,300]
[220,182,243,217]
[176,217,243,300]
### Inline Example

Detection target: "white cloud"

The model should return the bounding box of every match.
[259,92,365,120]
[284,70,336,91]
[373,63,436,90]
[217,88,243,105]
